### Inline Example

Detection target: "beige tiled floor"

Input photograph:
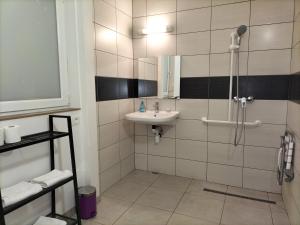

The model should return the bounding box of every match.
[83,170,290,225]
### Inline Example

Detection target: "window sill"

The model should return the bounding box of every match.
[0,108,80,121]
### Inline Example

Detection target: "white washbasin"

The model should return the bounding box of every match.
[125,110,180,125]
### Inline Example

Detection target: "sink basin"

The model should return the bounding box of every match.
[125,110,180,125]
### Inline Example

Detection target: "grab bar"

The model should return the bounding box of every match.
[201,117,262,127]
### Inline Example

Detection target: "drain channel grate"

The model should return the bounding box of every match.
[203,188,276,204]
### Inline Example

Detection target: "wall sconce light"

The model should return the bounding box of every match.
[138,25,173,35]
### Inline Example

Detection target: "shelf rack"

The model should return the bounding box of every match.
[0,115,81,225]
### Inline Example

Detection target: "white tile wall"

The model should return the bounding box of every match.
[95,0,135,193]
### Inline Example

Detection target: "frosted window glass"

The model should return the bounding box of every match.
[0,0,61,101]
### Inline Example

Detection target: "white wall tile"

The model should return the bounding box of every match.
[100,143,120,172]
[117,10,132,37]
[135,153,148,170]
[119,99,134,120]
[208,99,229,121]
[116,0,132,16]
[148,155,175,175]
[133,0,146,17]
[96,51,118,77]
[208,125,240,144]
[135,124,148,135]
[291,44,300,74]
[118,56,133,78]
[248,50,291,75]
[211,28,249,53]
[245,124,285,148]
[211,2,250,30]
[207,163,242,187]
[103,0,115,6]
[208,142,243,166]
[96,25,117,54]
[294,15,300,47]
[148,137,175,157]
[94,0,116,30]
[148,125,175,138]
[176,159,207,179]
[133,38,147,58]
[243,168,281,193]
[147,0,176,15]
[98,100,119,125]
[244,146,277,171]
[133,17,147,38]
[176,119,207,141]
[117,34,133,58]
[176,99,208,120]
[177,8,211,34]
[177,31,210,55]
[249,23,293,51]
[119,120,134,140]
[210,52,247,76]
[287,101,300,139]
[120,137,134,160]
[181,55,210,77]
[147,13,176,35]
[135,135,148,154]
[100,163,121,193]
[250,0,294,25]
[177,0,211,11]
[176,139,207,162]
[212,0,247,6]
[121,154,135,178]
[246,100,287,125]
[147,34,176,56]
[100,121,120,149]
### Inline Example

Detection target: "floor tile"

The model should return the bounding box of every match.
[221,197,273,225]
[175,193,224,223]
[167,213,219,225]
[82,220,104,225]
[268,193,283,202]
[271,204,291,225]
[121,170,159,186]
[151,174,191,192]
[103,180,148,202]
[115,204,172,225]
[136,187,184,211]
[91,197,131,225]
[227,186,269,200]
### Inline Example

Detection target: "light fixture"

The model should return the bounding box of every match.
[138,25,173,35]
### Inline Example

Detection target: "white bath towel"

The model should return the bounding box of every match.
[1,181,43,207]
[33,216,67,225]
[31,169,73,188]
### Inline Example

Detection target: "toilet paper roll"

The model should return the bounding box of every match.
[0,128,4,146]
[5,125,21,144]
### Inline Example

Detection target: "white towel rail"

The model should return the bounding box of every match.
[201,117,262,127]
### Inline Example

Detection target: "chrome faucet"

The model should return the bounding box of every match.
[154,102,159,113]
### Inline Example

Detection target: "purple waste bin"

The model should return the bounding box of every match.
[79,186,97,219]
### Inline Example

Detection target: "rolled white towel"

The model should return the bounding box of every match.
[2,182,43,207]
[33,216,67,225]
[31,169,73,188]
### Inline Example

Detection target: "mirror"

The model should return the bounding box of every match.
[135,56,181,99]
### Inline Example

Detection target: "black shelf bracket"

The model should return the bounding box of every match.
[0,115,82,225]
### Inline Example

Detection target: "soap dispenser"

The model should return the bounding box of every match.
[139,100,146,112]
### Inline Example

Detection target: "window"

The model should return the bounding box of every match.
[0,0,69,113]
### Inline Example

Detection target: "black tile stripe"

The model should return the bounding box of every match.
[96,74,299,101]
[181,75,291,100]
[95,76,157,101]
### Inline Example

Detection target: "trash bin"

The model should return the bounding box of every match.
[78,186,97,219]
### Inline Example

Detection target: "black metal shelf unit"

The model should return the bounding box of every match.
[0,115,81,225]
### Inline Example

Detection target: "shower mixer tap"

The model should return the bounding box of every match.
[233,96,254,108]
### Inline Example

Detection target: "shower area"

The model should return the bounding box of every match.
[94,0,300,225]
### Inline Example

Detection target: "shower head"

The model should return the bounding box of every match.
[236,25,247,36]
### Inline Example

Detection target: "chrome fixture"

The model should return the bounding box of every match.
[154,102,159,113]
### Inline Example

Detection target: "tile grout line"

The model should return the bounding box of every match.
[111,172,162,225]
[163,178,193,225]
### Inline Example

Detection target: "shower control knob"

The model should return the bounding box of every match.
[247,96,254,103]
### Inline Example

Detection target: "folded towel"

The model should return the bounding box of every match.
[2,181,42,207]
[31,169,73,188]
[33,216,67,225]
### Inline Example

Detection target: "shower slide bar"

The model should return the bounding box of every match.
[201,117,262,127]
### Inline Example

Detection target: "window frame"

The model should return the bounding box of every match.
[0,0,69,113]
